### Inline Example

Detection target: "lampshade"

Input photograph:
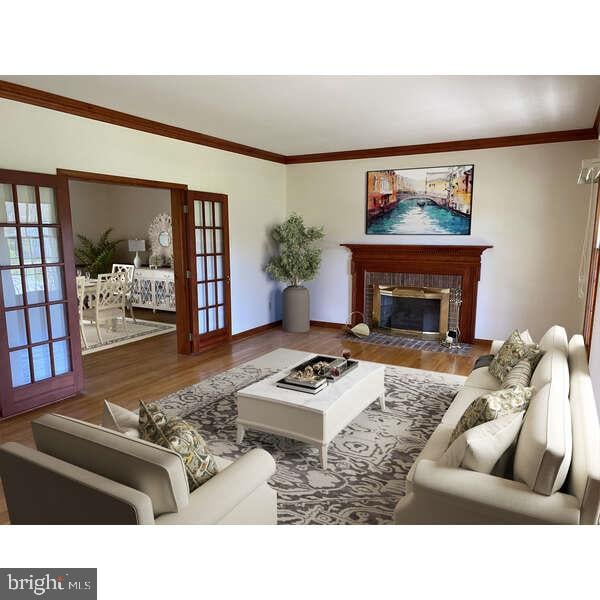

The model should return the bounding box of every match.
[128,239,146,252]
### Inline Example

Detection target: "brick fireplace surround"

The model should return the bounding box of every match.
[341,244,492,343]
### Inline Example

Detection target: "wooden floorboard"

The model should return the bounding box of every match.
[0,325,489,524]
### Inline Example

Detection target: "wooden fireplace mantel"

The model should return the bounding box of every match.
[340,243,492,343]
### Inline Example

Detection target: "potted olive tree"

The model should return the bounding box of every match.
[265,213,324,332]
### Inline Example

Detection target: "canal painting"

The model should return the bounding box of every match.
[366,164,474,235]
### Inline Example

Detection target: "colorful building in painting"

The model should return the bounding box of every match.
[447,166,473,215]
[367,170,398,219]
[425,170,450,202]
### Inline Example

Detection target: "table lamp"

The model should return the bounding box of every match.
[128,239,146,268]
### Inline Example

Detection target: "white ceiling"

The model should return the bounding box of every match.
[3,76,600,155]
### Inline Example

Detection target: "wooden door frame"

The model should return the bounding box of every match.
[57,168,193,354]
[583,184,600,351]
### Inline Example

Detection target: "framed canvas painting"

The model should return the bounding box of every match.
[365,164,474,235]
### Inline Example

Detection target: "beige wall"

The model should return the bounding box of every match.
[287,140,600,340]
[0,98,286,335]
[69,181,171,264]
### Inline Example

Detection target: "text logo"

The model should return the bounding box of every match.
[0,569,96,599]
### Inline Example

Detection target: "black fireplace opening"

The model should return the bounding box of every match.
[379,295,441,333]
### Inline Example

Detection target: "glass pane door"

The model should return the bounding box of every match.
[188,191,230,352]
[0,170,82,417]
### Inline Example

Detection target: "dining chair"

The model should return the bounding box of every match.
[76,275,89,349]
[112,263,136,323]
[81,273,127,344]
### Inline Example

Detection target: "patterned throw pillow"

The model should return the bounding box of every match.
[449,384,534,446]
[489,330,542,382]
[502,359,532,389]
[139,401,217,492]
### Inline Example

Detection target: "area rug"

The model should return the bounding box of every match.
[344,329,473,356]
[81,318,176,355]
[155,349,465,525]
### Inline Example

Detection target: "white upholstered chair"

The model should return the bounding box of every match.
[111,263,136,322]
[81,272,127,344]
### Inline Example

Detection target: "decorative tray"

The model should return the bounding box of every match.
[275,355,359,394]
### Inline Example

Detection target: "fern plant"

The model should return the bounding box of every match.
[74,228,123,278]
[264,213,324,287]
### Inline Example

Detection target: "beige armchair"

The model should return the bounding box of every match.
[0,414,277,525]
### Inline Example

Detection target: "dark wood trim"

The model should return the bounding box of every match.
[230,320,282,341]
[57,168,188,190]
[341,243,492,344]
[0,80,287,164]
[1,80,597,166]
[310,320,345,328]
[583,185,600,350]
[171,188,192,354]
[285,129,597,164]
[594,102,600,138]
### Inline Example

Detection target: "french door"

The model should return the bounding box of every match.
[186,191,231,352]
[0,169,82,418]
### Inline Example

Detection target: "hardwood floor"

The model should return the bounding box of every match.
[0,325,489,524]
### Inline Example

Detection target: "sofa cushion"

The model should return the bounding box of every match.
[489,330,542,383]
[531,350,569,395]
[440,412,525,474]
[513,381,572,495]
[449,385,534,445]
[539,325,568,354]
[32,413,189,517]
[139,401,218,492]
[465,367,500,391]
[102,400,140,438]
[502,359,532,389]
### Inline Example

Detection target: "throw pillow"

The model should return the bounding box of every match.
[449,384,534,446]
[102,400,140,438]
[440,412,525,474]
[489,330,542,382]
[520,330,534,345]
[502,359,533,389]
[139,401,217,491]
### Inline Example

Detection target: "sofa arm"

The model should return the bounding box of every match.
[0,443,155,524]
[398,459,580,524]
[156,449,276,525]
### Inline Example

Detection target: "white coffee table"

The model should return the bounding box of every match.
[235,353,386,468]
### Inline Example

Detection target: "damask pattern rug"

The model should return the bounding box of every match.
[155,349,465,525]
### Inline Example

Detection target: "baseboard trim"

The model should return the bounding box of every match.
[310,320,346,329]
[230,320,282,341]
[474,338,493,345]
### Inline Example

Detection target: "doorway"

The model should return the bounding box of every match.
[0,167,232,419]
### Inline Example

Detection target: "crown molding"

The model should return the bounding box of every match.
[0,79,597,165]
[285,128,597,164]
[0,80,287,164]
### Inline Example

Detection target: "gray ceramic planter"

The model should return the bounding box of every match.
[282,285,310,332]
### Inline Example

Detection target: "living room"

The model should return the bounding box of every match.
[0,4,598,599]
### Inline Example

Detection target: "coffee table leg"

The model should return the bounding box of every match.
[320,443,328,469]
[379,394,386,412]
[236,423,246,443]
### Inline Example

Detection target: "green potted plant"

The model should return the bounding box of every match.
[74,228,123,278]
[265,213,324,332]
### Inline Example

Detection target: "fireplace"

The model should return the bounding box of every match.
[340,244,492,344]
[372,285,450,340]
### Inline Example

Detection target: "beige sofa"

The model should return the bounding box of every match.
[394,327,600,524]
[0,414,277,525]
